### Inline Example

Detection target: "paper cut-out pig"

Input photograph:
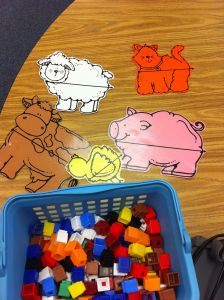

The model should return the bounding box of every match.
[109,108,205,178]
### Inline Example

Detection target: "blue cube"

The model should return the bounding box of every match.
[93,238,106,258]
[23,269,39,284]
[118,257,131,273]
[93,296,110,300]
[61,219,73,235]
[54,223,62,233]
[119,235,131,247]
[42,277,57,297]
[121,278,138,294]
[71,266,85,282]
[105,290,115,299]
[80,212,95,228]
[30,222,44,235]
[113,294,127,300]
[26,244,42,259]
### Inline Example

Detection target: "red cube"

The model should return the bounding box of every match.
[40,251,57,268]
[109,222,125,239]
[150,234,163,249]
[105,234,119,248]
[113,245,129,258]
[94,220,110,236]
[21,283,39,300]
[144,207,157,223]
[130,262,148,278]
[159,253,171,270]
[146,219,161,235]
[84,281,97,295]
[128,291,142,300]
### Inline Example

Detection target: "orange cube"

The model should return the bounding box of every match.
[143,275,161,291]
[48,234,57,252]
[78,297,93,300]
[51,242,66,261]
[71,248,87,267]
[64,241,81,256]
[43,241,51,253]
[124,226,150,246]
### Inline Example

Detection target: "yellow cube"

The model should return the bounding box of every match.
[128,243,146,258]
[118,207,132,225]
[141,246,153,262]
[68,281,86,298]
[43,221,55,237]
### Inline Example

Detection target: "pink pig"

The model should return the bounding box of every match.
[109,107,205,178]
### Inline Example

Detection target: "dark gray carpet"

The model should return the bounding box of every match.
[0,0,74,112]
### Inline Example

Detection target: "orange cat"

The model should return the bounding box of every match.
[133,44,191,94]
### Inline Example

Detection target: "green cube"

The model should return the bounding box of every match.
[58,280,72,298]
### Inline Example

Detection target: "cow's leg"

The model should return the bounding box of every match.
[0,156,24,179]
[56,98,72,111]
[36,172,70,192]
[26,180,47,193]
[69,100,78,111]
[80,101,97,114]
[0,145,12,170]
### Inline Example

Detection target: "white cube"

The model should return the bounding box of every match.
[81,229,96,240]
[71,216,83,231]
[96,277,111,292]
[66,272,72,281]
[86,274,98,281]
[38,267,53,283]
[56,229,68,244]
[113,263,127,276]
[42,297,57,300]
[95,215,104,223]
[69,232,84,245]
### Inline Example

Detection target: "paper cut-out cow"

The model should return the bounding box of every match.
[0,96,91,192]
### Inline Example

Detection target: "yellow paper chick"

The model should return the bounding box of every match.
[67,145,124,184]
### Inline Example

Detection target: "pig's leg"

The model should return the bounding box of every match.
[56,98,72,111]
[163,151,202,178]
[126,157,151,171]
[80,101,97,114]
[122,155,132,168]
[0,156,24,179]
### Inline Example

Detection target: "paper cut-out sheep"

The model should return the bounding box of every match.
[38,52,114,114]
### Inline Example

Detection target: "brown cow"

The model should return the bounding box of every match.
[0,96,91,192]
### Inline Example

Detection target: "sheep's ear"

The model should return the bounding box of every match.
[37,58,50,66]
[127,107,137,116]
[133,44,142,52]
[22,96,39,108]
[65,61,75,71]
[51,109,62,123]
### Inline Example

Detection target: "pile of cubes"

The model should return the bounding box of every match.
[21,204,180,300]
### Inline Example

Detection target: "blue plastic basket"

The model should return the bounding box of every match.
[0,180,199,300]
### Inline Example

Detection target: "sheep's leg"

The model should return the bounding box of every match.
[80,101,98,114]
[56,98,72,111]
[70,100,78,111]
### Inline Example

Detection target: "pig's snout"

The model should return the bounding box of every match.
[109,121,119,139]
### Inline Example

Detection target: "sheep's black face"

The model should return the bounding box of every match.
[45,63,68,82]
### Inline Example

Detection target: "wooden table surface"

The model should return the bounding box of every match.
[0,0,223,237]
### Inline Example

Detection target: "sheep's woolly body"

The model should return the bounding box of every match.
[38,52,114,112]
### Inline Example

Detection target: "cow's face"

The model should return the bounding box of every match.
[15,96,61,136]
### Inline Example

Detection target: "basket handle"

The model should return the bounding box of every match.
[0,212,5,276]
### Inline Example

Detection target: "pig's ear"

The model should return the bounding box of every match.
[140,120,151,130]
[133,44,142,52]
[51,109,62,123]
[127,107,137,116]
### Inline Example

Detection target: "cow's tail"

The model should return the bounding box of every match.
[59,177,78,189]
